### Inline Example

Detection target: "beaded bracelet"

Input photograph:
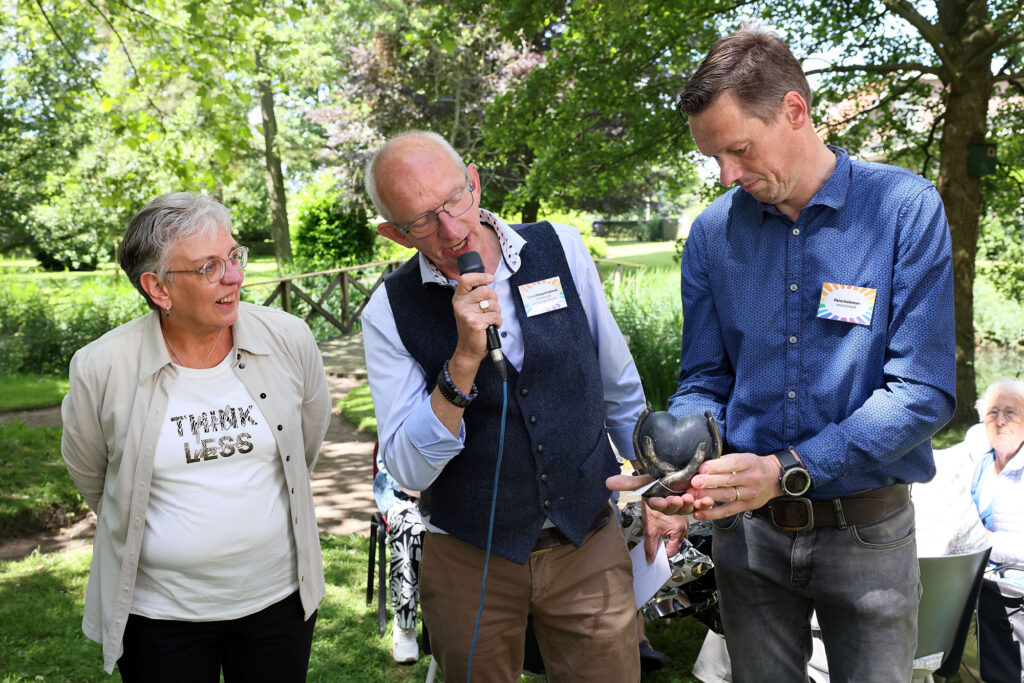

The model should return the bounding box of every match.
[436,359,479,408]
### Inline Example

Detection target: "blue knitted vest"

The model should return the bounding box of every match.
[384,222,617,564]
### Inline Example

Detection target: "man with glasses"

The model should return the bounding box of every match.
[360,131,669,681]
[611,27,956,680]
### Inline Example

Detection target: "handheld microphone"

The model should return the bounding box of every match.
[457,251,507,381]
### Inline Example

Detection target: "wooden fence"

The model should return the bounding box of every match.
[243,257,644,337]
[241,260,403,336]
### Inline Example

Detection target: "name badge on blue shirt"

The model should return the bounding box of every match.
[519,276,568,317]
[817,282,876,326]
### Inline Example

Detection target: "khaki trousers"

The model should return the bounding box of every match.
[420,517,640,683]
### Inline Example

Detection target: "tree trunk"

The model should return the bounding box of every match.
[935,63,992,426]
[521,198,540,224]
[255,50,291,267]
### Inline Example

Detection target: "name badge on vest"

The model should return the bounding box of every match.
[519,276,568,317]
[817,282,876,326]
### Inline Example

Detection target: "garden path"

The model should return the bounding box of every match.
[0,334,376,561]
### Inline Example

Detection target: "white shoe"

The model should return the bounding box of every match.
[392,626,419,664]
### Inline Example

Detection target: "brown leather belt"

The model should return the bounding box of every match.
[532,504,612,553]
[753,483,909,532]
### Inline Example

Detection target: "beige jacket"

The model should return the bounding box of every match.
[61,302,331,673]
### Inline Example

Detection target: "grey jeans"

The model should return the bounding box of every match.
[712,501,921,682]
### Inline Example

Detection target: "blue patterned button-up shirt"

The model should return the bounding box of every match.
[668,147,956,499]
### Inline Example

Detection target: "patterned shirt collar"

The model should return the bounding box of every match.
[416,208,525,285]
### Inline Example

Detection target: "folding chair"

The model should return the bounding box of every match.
[916,547,991,679]
[366,440,390,636]
[367,508,388,636]
[807,547,992,682]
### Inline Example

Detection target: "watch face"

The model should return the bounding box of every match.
[782,468,812,496]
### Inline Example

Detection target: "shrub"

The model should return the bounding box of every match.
[974,269,1024,346]
[292,176,376,273]
[605,268,682,411]
[28,185,128,272]
[0,278,147,375]
[224,169,276,257]
[977,260,1024,307]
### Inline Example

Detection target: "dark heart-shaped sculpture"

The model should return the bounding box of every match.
[632,408,722,498]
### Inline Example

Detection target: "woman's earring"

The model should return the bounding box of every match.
[164,307,171,318]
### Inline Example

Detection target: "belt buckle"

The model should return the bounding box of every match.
[770,498,814,532]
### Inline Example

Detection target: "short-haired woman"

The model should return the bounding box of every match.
[61,192,332,680]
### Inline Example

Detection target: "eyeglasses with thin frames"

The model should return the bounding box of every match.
[986,406,1023,423]
[166,246,249,283]
[395,173,476,239]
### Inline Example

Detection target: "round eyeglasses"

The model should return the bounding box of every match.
[396,173,476,239]
[166,246,249,283]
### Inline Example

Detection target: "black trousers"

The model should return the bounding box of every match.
[117,591,316,683]
[978,577,1024,683]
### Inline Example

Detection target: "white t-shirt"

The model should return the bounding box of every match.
[131,352,298,620]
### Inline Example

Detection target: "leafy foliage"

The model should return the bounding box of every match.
[605,268,683,412]
[3,0,341,268]
[291,176,376,272]
[0,279,147,375]
[306,0,541,215]
[974,272,1024,347]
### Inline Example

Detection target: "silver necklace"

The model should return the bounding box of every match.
[165,327,226,369]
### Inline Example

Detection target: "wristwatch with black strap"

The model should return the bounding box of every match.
[774,448,812,497]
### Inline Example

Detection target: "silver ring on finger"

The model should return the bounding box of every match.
[478,300,490,312]
[732,486,740,503]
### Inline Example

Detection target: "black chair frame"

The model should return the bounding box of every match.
[367,510,388,636]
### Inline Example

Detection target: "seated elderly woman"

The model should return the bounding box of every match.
[61,193,332,679]
[966,376,1024,564]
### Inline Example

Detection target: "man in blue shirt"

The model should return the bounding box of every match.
[611,27,955,680]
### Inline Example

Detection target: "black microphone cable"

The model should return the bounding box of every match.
[466,378,507,682]
[455,250,509,680]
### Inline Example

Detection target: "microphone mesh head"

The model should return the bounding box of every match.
[457,251,485,275]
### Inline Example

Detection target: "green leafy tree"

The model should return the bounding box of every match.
[767,0,1024,424]
[6,0,339,269]
[447,0,1024,422]
[0,0,99,258]
[306,0,540,218]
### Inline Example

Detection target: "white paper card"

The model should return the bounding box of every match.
[816,282,877,326]
[518,276,568,317]
[630,537,672,610]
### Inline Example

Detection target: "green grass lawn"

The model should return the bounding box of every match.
[0,374,69,412]
[337,383,377,436]
[0,536,705,682]
[0,421,86,537]
[606,240,679,270]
